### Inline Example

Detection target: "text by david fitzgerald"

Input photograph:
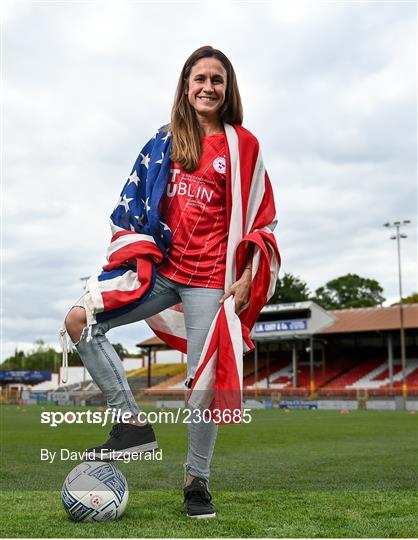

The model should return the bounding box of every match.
[40,448,163,464]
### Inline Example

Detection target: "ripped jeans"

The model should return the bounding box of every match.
[70,272,223,482]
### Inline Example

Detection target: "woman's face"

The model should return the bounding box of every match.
[186,57,227,121]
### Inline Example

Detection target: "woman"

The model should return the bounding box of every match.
[63,45,279,519]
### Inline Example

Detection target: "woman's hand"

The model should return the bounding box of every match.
[219,268,252,314]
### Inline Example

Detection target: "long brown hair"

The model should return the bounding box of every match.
[170,46,243,172]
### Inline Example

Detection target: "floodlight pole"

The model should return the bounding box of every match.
[80,276,90,290]
[79,276,90,403]
[395,228,407,399]
[383,220,410,400]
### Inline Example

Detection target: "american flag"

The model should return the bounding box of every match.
[84,127,173,325]
[82,124,280,422]
[186,124,280,420]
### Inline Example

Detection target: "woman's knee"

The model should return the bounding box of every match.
[65,306,87,343]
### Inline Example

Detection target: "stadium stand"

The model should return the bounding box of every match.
[5,303,416,404]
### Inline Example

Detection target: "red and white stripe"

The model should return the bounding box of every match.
[84,230,164,317]
[83,124,279,421]
[148,124,280,421]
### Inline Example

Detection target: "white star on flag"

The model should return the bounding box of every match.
[140,153,151,169]
[118,194,133,212]
[162,131,171,142]
[156,152,164,164]
[141,197,151,213]
[135,214,145,227]
[127,171,140,186]
[161,221,170,231]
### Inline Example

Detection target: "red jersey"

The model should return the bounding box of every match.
[158,133,228,288]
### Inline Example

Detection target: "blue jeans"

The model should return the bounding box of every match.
[73,273,223,482]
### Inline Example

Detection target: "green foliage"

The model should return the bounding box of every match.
[0,341,130,371]
[1,346,79,371]
[393,292,418,305]
[313,273,385,309]
[268,272,310,304]
[112,343,130,359]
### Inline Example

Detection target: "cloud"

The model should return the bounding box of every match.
[2,1,416,361]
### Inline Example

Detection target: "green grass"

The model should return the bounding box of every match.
[1,405,417,537]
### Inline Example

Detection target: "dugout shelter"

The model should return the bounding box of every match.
[252,301,336,392]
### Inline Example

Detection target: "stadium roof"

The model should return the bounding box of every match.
[137,303,418,347]
[255,301,335,340]
[320,303,418,334]
[137,336,166,347]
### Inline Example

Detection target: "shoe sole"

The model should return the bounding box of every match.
[88,441,159,461]
[187,513,216,519]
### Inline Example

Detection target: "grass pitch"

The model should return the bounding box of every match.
[1,404,417,537]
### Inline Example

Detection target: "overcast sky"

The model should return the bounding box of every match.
[2,0,417,360]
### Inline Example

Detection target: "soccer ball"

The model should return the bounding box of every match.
[61,462,129,522]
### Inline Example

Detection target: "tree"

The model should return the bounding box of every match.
[391,292,418,305]
[1,341,131,371]
[1,347,80,371]
[112,343,130,359]
[268,272,310,304]
[313,273,385,310]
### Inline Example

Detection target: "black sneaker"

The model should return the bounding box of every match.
[183,477,216,519]
[85,422,158,461]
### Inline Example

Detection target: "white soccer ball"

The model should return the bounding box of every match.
[61,462,129,522]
